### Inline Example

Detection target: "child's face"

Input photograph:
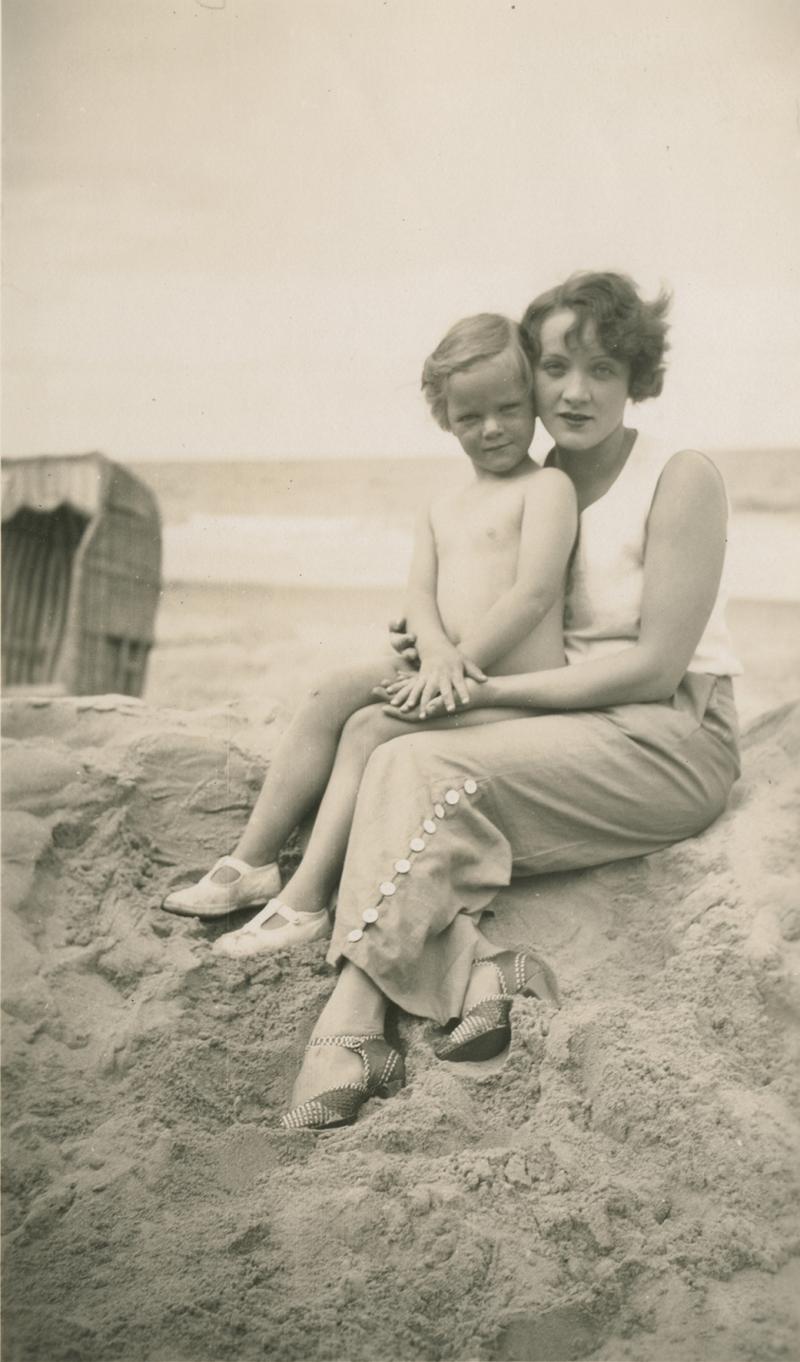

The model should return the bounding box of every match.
[445,349,535,477]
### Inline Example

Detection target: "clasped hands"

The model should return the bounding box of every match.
[375,618,487,722]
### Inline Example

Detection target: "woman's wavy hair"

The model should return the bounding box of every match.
[520,272,671,401]
[422,313,534,431]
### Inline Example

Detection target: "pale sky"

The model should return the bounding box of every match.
[3,0,799,460]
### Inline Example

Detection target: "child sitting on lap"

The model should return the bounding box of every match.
[161,313,577,959]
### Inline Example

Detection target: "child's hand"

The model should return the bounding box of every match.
[388,617,420,669]
[381,678,479,723]
[379,674,420,706]
[386,649,485,717]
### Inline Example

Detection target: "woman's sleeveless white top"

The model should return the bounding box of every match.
[562,432,742,677]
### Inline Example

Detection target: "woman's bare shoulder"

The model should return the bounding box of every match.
[649,450,728,545]
[656,448,727,500]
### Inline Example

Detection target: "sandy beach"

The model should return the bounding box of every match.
[3,455,799,1362]
[3,681,798,1362]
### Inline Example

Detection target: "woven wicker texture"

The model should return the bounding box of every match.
[2,454,161,696]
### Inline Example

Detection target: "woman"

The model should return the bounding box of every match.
[280,270,741,1131]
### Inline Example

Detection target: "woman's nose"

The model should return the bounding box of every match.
[562,369,590,403]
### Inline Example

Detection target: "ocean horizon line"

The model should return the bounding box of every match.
[133,448,800,526]
[160,576,800,606]
[159,507,800,603]
[130,444,799,465]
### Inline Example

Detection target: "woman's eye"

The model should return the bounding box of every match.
[541,362,565,375]
[593,364,614,377]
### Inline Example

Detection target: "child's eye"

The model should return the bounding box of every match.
[500,403,520,414]
[593,363,615,377]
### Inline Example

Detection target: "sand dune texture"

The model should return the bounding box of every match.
[2,695,799,1362]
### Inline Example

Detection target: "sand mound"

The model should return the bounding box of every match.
[2,695,799,1362]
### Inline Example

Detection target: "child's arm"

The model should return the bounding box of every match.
[456,469,577,670]
[398,507,486,711]
[403,508,451,657]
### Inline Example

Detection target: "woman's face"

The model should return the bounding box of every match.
[533,309,630,453]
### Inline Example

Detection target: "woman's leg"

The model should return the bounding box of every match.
[289,963,388,1106]
[283,708,537,1105]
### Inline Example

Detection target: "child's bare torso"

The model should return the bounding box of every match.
[429,467,566,675]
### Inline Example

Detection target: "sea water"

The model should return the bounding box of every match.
[134,452,800,601]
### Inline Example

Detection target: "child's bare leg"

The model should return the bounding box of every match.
[210,657,397,876]
[279,702,536,915]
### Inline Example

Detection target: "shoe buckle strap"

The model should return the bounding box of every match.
[305,1033,388,1089]
[275,900,305,925]
[514,953,528,993]
[249,899,306,928]
[475,957,509,997]
[213,855,252,877]
[306,1033,384,1050]
[244,899,283,929]
[475,951,538,997]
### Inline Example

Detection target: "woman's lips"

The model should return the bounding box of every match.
[559,413,591,426]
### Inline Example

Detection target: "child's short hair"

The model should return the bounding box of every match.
[520,272,671,401]
[422,313,534,431]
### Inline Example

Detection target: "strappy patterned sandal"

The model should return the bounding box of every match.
[435,947,560,1063]
[281,1034,406,1131]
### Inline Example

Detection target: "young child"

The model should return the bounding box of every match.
[162,313,577,958]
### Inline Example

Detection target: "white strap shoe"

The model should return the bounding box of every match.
[212,899,330,959]
[161,855,281,920]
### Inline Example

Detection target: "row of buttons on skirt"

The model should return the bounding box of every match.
[346,779,479,943]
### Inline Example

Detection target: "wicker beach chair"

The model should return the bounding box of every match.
[2,453,162,697]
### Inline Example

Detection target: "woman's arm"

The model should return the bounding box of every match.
[457,469,577,669]
[488,452,727,707]
[389,452,728,718]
